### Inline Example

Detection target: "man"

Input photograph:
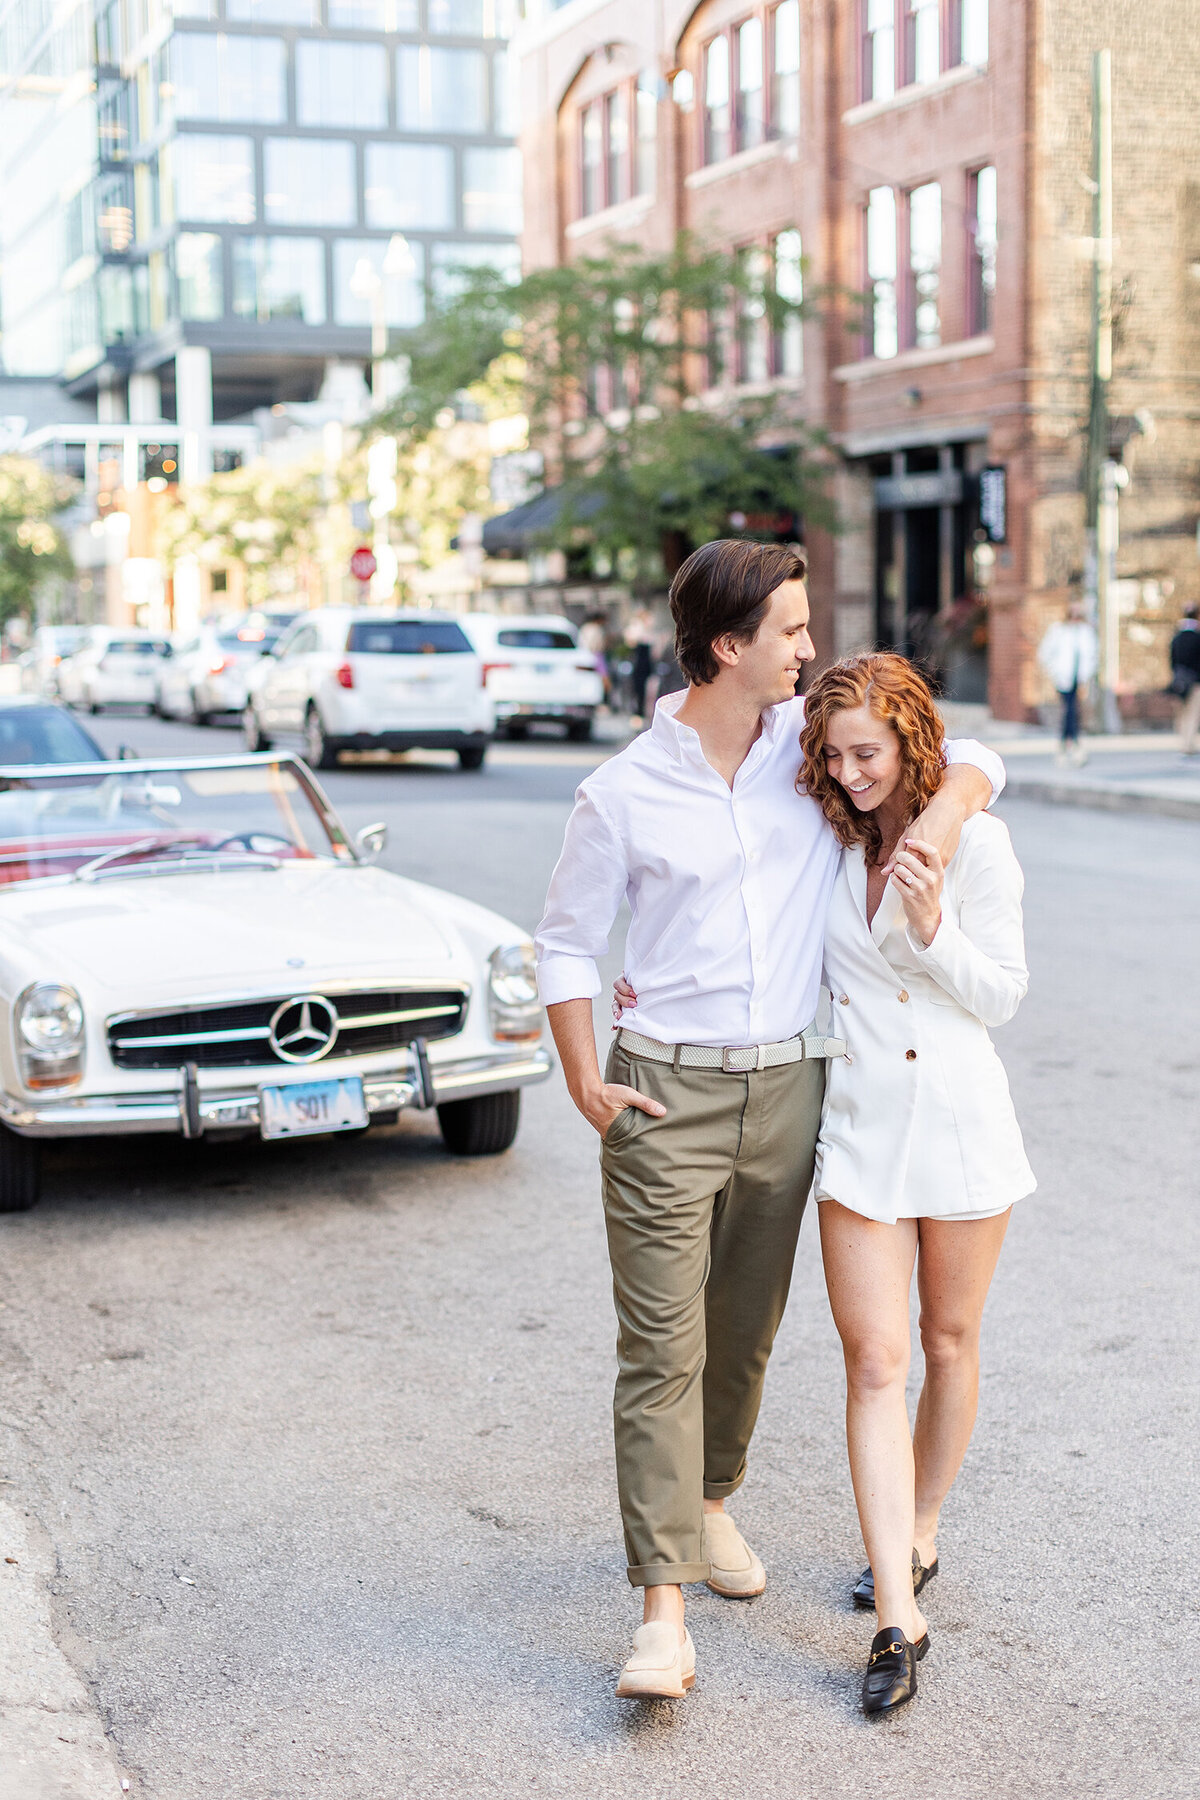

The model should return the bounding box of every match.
[1169,604,1200,757]
[1037,598,1098,767]
[535,540,1003,1699]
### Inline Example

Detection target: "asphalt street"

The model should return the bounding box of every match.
[1,711,1197,1799]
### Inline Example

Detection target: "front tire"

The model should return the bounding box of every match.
[458,744,487,771]
[304,706,339,770]
[243,706,272,752]
[436,1090,520,1155]
[189,691,211,727]
[0,1127,40,1212]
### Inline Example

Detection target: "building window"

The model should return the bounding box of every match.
[174,133,256,223]
[232,235,326,321]
[863,0,895,101]
[398,45,489,133]
[172,34,286,124]
[332,238,425,326]
[462,145,521,232]
[224,0,318,23]
[958,0,987,64]
[771,0,800,137]
[428,0,509,36]
[430,239,520,297]
[703,33,732,163]
[297,41,388,130]
[328,0,418,25]
[176,231,224,319]
[866,184,897,358]
[737,18,765,150]
[635,71,658,195]
[263,138,356,225]
[772,226,803,375]
[365,141,455,228]
[969,163,997,332]
[98,85,132,161]
[495,46,519,138]
[605,87,629,205]
[906,0,941,84]
[736,245,770,383]
[907,179,941,345]
[576,74,656,218]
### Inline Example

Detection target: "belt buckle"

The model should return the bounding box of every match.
[721,1044,752,1073]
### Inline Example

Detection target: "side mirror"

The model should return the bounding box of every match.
[117,745,139,760]
[354,821,387,862]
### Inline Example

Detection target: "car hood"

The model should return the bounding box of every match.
[0,862,463,1002]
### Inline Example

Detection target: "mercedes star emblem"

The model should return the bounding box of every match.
[268,994,339,1063]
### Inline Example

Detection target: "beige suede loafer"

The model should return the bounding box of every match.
[615,1623,696,1699]
[703,1510,766,1599]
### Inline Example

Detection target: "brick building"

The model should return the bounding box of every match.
[515,0,1200,719]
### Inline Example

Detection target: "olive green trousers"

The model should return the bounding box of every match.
[600,1038,825,1587]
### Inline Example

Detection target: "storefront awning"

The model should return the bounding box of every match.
[481,486,604,556]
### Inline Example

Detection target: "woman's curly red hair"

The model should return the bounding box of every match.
[797,653,947,858]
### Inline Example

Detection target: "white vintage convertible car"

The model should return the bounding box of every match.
[0,754,552,1211]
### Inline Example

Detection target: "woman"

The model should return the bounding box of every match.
[799,652,1034,1715]
[613,651,1034,1715]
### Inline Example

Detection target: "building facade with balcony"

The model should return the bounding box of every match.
[0,0,523,449]
[517,0,1200,719]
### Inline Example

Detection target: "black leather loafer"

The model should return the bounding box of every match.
[851,1547,938,1610]
[861,1626,931,1715]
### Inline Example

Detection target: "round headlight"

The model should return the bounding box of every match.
[488,943,538,1007]
[17,984,85,1054]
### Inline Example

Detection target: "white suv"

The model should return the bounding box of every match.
[461,613,604,741]
[243,609,494,770]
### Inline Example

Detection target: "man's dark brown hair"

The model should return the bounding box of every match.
[669,539,808,685]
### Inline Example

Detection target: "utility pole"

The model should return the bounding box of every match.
[1084,48,1122,731]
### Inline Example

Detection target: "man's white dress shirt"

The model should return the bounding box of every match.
[535,690,1005,1049]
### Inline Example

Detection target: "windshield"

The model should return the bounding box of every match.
[0,707,103,765]
[0,759,353,887]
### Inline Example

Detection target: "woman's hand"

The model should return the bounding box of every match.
[612,972,638,1021]
[891,837,943,947]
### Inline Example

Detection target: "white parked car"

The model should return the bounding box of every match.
[18,626,90,698]
[157,617,284,725]
[0,754,552,1211]
[460,614,604,741]
[58,629,172,713]
[244,609,494,770]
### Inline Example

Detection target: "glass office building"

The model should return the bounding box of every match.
[0,0,521,421]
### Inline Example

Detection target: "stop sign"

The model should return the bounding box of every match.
[350,545,377,581]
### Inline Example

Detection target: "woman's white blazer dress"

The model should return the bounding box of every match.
[813,812,1036,1224]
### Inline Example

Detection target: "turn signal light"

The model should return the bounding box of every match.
[207,657,230,675]
[335,661,355,689]
[480,661,513,686]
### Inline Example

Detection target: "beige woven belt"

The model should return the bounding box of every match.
[616,1026,847,1073]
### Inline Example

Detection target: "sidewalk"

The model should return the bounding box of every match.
[938,705,1200,820]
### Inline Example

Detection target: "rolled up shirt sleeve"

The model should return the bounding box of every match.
[945,737,1006,806]
[534,788,629,1006]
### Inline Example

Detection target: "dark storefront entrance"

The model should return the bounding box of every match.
[869,443,988,703]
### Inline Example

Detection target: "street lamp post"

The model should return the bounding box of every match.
[350,235,416,408]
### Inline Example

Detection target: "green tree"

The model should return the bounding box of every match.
[381,235,832,578]
[0,457,75,624]
[160,460,325,605]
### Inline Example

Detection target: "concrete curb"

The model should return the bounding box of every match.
[1005,775,1200,821]
[0,1497,130,1800]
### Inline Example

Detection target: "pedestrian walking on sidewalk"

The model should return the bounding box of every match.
[534,539,1002,1705]
[1169,605,1200,756]
[1037,600,1098,767]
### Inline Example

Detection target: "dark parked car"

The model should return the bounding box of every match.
[0,697,107,764]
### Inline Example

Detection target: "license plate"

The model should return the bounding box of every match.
[533,663,554,674]
[259,1076,367,1139]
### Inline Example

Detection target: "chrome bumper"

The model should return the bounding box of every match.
[0,1047,553,1139]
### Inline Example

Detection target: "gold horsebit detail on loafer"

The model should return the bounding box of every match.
[869,1640,906,1664]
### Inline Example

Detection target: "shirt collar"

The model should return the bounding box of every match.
[650,687,792,764]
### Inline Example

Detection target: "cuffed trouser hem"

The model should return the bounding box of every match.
[702,1473,746,1501]
[627,1561,710,1589]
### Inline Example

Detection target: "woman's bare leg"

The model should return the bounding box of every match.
[819,1202,925,1640]
[911,1211,1011,1568]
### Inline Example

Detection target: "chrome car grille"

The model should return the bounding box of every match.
[108,988,468,1071]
